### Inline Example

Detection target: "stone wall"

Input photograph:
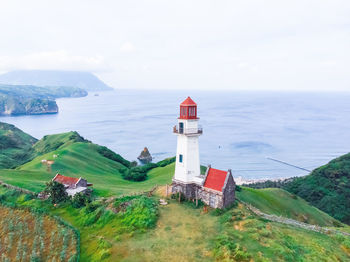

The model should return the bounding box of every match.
[171,180,200,199]
[222,174,236,208]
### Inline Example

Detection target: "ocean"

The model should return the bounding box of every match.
[1,89,350,180]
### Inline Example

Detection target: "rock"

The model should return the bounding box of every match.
[137,147,152,163]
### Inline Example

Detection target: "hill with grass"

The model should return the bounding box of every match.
[0,122,37,169]
[0,84,87,116]
[0,70,112,91]
[283,152,350,225]
[236,187,340,227]
[0,124,174,196]
[1,185,349,262]
[1,123,350,261]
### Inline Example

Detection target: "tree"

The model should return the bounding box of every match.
[44,181,69,204]
[72,192,91,208]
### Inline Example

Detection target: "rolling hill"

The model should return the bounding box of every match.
[283,152,350,225]
[0,122,37,169]
[236,187,339,227]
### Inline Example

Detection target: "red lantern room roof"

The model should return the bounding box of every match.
[180,96,197,106]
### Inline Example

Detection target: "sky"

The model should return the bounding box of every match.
[0,0,349,91]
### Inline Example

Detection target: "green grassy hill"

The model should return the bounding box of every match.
[2,185,350,262]
[284,152,350,225]
[0,129,174,196]
[236,187,339,227]
[0,122,37,169]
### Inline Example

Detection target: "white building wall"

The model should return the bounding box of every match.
[174,119,201,183]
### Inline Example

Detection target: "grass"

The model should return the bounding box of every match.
[3,142,174,196]
[236,187,339,227]
[0,122,37,169]
[0,169,54,192]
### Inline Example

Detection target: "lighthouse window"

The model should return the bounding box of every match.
[179,154,183,163]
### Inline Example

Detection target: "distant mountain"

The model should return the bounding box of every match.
[284,153,350,225]
[0,84,87,116]
[0,70,112,91]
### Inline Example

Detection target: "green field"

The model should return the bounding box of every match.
[236,187,339,227]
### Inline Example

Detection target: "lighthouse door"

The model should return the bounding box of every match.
[179,122,184,134]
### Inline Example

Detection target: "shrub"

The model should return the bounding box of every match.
[156,157,175,167]
[97,146,130,167]
[72,193,91,208]
[213,234,252,261]
[44,181,69,204]
[119,196,159,232]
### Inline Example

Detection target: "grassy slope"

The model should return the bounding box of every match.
[284,152,350,224]
[0,122,37,169]
[236,187,338,227]
[2,185,350,262]
[0,140,175,196]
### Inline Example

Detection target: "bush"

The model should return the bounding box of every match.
[72,193,91,208]
[156,157,175,167]
[97,146,130,167]
[213,234,252,261]
[44,181,69,204]
[122,163,158,182]
[119,196,159,232]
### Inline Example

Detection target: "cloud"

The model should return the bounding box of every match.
[120,42,135,53]
[0,50,109,72]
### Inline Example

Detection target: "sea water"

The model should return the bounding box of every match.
[1,89,350,180]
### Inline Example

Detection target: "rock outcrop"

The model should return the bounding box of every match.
[137,147,152,163]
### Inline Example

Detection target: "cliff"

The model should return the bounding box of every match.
[0,84,87,116]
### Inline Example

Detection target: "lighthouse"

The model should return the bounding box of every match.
[172,97,203,197]
[172,97,236,208]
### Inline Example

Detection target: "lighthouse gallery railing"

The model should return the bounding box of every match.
[173,125,203,135]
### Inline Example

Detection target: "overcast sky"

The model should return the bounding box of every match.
[0,0,349,91]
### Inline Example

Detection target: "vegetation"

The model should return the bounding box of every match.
[283,152,350,225]
[44,181,69,204]
[236,187,340,227]
[0,122,37,169]
[0,189,79,262]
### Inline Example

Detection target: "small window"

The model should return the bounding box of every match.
[179,154,183,163]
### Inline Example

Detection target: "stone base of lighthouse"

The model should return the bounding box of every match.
[171,179,201,200]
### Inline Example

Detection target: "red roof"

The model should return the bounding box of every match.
[180,96,197,106]
[203,168,228,192]
[53,174,79,188]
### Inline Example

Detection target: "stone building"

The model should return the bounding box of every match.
[52,173,92,196]
[171,97,235,209]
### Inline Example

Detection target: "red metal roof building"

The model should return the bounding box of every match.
[203,168,229,192]
[53,174,80,188]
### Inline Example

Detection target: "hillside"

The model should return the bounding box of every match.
[236,187,339,227]
[0,84,87,116]
[284,152,350,225]
[0,128,174,196]
[0,187,79,261]
[0,70,112,91]
[1,185,350,262]
[0,122,37,169]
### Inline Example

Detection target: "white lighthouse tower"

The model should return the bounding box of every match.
[173,97,203,186]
